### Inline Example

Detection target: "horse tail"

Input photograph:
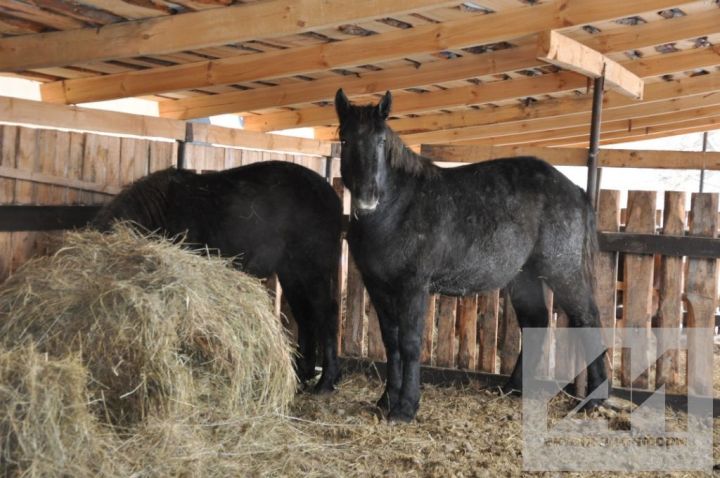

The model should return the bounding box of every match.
[582,198,599,293]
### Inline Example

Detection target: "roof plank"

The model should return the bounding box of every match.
[0,0,457,71]
[40,0,683,107]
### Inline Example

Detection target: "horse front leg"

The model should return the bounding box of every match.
[364,284,401,411]
[389,286,429,422]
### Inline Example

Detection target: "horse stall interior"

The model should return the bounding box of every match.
[2,0,720,475]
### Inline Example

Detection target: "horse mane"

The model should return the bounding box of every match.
[338,103,438,178]
[385,127,438,178]
[93,168,182,230]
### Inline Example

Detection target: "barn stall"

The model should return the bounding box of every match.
[1,0,720,475]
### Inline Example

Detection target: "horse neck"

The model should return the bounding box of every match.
[380,144,427,206]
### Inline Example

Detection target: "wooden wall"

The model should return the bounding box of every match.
[0,124,176,282]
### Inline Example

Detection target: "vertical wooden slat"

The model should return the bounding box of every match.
[655,191,686,391]
[12,128,37,272]
[457,295,478,370]
[554,311,572,382]
[685,192,718,396]
[421,294,436,365]
[67,132,85,205]
[499,290,521,375]
[595,189,621,385]
[0,125,17,282]
[332,177,346,354]
[477,289,499,373]
[622,190,657,389]
[541,285,555,378]
[343,253,366,357]
[264,274,282,320]
[149,141,175,172]
[436,295,457,368]
[366,301,386,361]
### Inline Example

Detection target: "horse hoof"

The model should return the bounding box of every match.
[579,398,604,413]
[311,379,337,394]
[388,406,416,423]
[376,392,398,412]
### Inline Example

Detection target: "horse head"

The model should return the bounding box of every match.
[335,88,393,215]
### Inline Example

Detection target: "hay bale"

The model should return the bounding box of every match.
[0,225,296,425]
[0,344,118,477]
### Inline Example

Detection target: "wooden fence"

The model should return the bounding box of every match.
[338,186,720,397]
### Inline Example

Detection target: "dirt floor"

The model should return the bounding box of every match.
[275,372,719,477]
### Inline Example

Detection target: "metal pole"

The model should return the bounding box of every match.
[699,131,708,193]
[586,72,605,209]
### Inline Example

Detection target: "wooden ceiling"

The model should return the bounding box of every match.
[1,0,720,149]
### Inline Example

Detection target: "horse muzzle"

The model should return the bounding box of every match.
[352,197,379,215]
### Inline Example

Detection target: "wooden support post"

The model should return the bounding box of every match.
[685,193,718,396]
[586,73,605,209]
[436,295,458,368]
[477,289,499,373]
[499,290,521,376]
[457,295,478,370]
[332,177,347,356]
[595,189,621,386]
[655,191,686,392]
[176,122,193,170]
[421,294,436,365]
[621,191,657,389]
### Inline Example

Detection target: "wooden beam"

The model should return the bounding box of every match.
[0,205,102,231]
[404,101,720,146]
[246,66,720,133]
[537,30,643,99]
[598,232,720,258]
[514,115,720,148]
[0,0,456,71]
[583,7,720,55]
[189,123,332,156]
[0,96,186,140]
[419,145,720,170]
[41,0,683,107]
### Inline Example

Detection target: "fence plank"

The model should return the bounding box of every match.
[0,125,16,282]
[685,192,718,396]
[343,253,366,357]
[477,289,499,373]
[12,128,37,273]
[656,191,686,391]
[421,294,436,365]
[499,290,520,376]
[436,295,457,368]
[595,189,621,385]
[457,295,478,370]
[621,190,657,389]
[366,301,386,361]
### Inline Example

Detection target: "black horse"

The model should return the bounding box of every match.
[92,161,342,392]
[335,89,607,421]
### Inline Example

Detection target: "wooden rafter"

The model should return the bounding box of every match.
[0,0,457,71]
[536,30,644,99]
[244,56,720,133]
[39,0,683,108]
[419,144,720,170]
[402,96,720,146]
[455,114,720,148]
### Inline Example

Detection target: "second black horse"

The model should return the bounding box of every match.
[93,160,343,392]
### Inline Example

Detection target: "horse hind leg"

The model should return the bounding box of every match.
[502,270,549,394]
[278,264,341,394]
[545,271,609,410]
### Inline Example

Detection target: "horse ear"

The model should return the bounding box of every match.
[377,91,392,119]
[335,89,350,118]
